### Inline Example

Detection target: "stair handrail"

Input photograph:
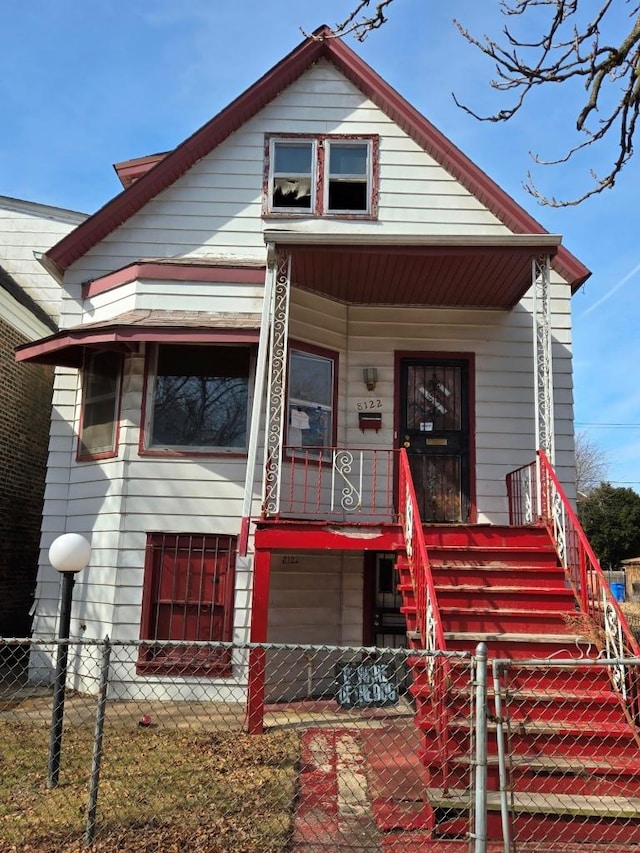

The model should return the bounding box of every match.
[508,451,640,715]
[398,449,454,782]
[398,449,448,657]
[537,449,640,655]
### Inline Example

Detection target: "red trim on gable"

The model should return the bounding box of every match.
[113,153,168,188]
[45,25,589,290]
[83,262,266,299]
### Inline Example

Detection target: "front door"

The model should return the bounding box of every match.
[399,357,471,522]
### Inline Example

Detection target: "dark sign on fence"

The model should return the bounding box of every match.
[336,660,399,708]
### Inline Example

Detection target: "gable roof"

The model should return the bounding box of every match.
[45,25,589,289]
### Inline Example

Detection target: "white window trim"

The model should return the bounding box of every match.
[324,138,373,216]
[268,137,318,214]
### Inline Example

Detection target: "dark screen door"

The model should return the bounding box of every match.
[399,358,471,522]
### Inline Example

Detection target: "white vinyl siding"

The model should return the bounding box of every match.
[0,197,85,325]
[266,551,363,701]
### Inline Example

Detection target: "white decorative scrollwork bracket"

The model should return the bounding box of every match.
[603,590,628,700]
[532,256,555,463]
[263,250,291,517]
[331,450,363,512]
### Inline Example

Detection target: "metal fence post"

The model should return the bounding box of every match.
[473,642,488,853]
[492,659,511,853]
[84,636,111,847]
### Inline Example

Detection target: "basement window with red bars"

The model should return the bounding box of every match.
[137,533,236,677]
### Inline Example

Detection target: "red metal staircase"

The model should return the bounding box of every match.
[395,450,640,848]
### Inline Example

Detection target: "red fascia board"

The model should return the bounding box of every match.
[113,153,168,188]
[83,262,266,299]
[254,523,404,552]
[45,24,589,289]
[15,326,260,365]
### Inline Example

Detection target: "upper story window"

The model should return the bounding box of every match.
[265,135,378,218]
[272,141,314,211]
[326,141,369,213]
[143,344,252,454]
[78,350,122,460]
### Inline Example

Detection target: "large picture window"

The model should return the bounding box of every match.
[138,533,236,676]
[145,344,251,452]
[287,346,336,452]
[265,135,377,217]
[78,350,122,460]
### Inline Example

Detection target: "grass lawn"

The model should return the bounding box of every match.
[0,720,299,852]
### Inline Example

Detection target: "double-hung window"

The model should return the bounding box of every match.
[78,350,122,460]
[271,140,315,212]
[287,345,337,453]
[144,344,252,453]
[266,135,377,217]
[325,140,370,213]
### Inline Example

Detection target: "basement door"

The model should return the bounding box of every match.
[365,553,407,648]
[399,357,471,523]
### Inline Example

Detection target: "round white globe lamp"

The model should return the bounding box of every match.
[47,533,91,788]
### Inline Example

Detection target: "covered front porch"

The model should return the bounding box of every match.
[241,230,570,545]
[241,230,579,732]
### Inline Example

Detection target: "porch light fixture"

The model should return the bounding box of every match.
[47,532,91,789]
[363,367,378,391]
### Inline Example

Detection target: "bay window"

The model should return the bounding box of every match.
[78,349,122,460]
[144,344,252,452]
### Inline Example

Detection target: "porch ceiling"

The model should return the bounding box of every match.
[268,234,562,310]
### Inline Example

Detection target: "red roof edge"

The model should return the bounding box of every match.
[113,153,169,188]
[46,24,589,289]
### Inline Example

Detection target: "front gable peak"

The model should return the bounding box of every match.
[45,26,588,289]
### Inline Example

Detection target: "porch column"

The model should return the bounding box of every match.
[246,548,271,734]
[532,255,555,463]
[239,244,277,554]
[263,249,292,517]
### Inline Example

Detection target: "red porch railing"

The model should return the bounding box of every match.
[398,448,452,783]
[507,450,640,719]
[267,447,397,522]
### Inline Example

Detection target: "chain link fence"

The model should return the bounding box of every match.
[2,639,640,852]
[0,639,474,852]
[492,655,640,852]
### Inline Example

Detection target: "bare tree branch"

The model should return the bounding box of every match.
[332,0,640,205]
[575,430,610,495]
[332,0,397,40]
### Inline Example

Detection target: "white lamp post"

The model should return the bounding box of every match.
[47,533,91,789]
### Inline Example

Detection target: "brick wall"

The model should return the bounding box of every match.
[0,317,54,636]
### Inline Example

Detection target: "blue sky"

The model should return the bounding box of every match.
[2,1,639,489]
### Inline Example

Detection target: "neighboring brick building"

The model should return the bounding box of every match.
[0,197,85,636]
